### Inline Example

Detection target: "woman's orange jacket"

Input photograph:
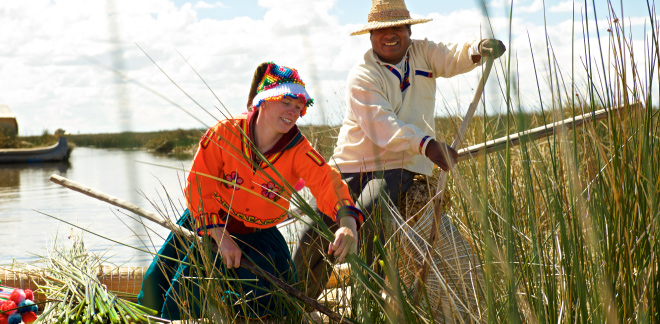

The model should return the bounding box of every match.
[185,113,362,234]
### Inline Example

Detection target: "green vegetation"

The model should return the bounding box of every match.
[65,129,204,154]
[23,0,660,322]
[23,233,159,324]
[0,130,59,149]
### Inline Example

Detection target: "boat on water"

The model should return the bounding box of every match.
[0,104,72,163]
[0,136,72,163]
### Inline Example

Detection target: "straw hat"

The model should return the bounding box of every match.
[350,0,432,36]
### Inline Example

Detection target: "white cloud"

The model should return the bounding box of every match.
[517,0,544,14]
[193,1,226,10]
[0,0,357,134]
[549,1,575,13]
[487,0,506,9]
[0,0,654,135]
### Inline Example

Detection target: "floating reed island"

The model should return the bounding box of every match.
[3,3,660,319]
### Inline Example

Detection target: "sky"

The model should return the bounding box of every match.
[0,0,654,135]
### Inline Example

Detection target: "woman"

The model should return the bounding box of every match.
[139,62,362,321]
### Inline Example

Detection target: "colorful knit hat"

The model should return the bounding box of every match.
[246,62,314,117]
[350,0,432,36]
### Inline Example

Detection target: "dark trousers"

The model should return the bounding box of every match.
[137,210,195,315]
[138,210,297,320]
[161,227,296,320]
[291,168,415,298]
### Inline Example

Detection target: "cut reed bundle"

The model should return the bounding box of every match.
[24,232,160,324]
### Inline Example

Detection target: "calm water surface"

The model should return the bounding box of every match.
[0,147,192,267]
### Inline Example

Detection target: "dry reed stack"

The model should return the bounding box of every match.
[0,265,147,302]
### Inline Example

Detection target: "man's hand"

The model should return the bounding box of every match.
[425,139,458,171]
[479,39,506,59]
[208,227,242,269]
[328,216,358,263]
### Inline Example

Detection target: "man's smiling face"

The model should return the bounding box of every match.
[370,25,412,65]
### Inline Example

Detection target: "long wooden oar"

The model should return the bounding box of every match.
[277,103,637,231]
[49,174,356,324]
[454,102,639,162]
[414,57,495,301]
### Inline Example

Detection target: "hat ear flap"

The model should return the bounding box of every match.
[247,62,271,110]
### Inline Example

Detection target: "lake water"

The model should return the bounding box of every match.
[0,146,194,267]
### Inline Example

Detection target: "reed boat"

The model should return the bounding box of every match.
[0,137,72,163]
[0,264,349,303]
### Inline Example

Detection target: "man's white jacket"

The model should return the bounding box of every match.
[331,38,483,176]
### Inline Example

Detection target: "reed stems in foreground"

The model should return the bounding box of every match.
[25,1,660,322]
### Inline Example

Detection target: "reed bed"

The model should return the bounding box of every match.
[23,0,660,323]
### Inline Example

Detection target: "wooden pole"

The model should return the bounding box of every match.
[49,174,356,324]
[413,57,495,301]
[276,103,639,230]
[455,102,639,162]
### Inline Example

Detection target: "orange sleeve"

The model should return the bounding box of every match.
[294,145,364,230]
[185,126,229,234]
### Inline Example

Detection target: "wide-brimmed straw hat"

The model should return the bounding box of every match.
[350,0,432,36]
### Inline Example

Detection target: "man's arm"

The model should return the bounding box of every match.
[423,38,483,78]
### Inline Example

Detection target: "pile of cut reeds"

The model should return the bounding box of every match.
[23,232,162,324]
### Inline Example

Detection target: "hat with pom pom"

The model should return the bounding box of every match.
[0,300,17,316]
[17,300,37,314]
[8,290,24,305]
[246,62,314,117]
[20,312,37,324]
[1,288,39,323]
[7,313,20,324]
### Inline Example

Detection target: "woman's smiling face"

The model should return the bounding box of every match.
[260,96,304,134]
[370,25,412,64]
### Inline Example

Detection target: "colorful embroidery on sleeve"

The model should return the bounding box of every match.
[306,149,326,166]
[334,199,354,213]
[415,70,433,78]
[195,211,226,233]
[419,135,431,154]
[200,128,214,149]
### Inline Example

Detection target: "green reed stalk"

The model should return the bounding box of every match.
[32,1,660,321]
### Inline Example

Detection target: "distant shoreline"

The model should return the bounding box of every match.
[7,107,637,161]
[7,125,340,159]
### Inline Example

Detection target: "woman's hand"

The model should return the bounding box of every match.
[207,227,242,269]
[328,216,358,262]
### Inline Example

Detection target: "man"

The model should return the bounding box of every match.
[293,0,505,298]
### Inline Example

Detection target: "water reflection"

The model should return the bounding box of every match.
[0,147,189,266]
[0,161,71,189]
[0,167,20,188]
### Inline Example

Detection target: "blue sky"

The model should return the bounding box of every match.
[181,0,649,25]
[0,0,655,135]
